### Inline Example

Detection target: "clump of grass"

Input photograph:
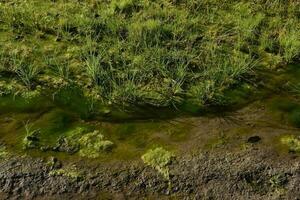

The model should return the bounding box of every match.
[269,173,288,189]
[45,56,70,81]
[84,52,105,86]
[12,57,40,89]
[278,24,300,63]
[22,121,40,149]
[141,147,174,180]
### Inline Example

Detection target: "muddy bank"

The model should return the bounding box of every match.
[1,146,300,200]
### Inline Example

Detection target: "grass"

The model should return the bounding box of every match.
[0,0,299,111]
[22,121,40,149]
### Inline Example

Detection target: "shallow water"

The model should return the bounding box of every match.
[0,64,300,162]
[0,99,193,162]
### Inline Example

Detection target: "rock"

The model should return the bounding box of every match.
[247,136,261,143]
[47,157,62,169]
[52,137,79,154]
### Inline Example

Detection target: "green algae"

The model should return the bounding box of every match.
[0,94,50,114]
[49,167,83,181]
[78,131,114,158]
[0,102,192,163]
[280,135,300,153]
[53,85,91,119]
[0,145,9,158]
[268,98,300,128]
[142,147,174,180]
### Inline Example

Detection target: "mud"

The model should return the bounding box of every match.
[1,142,300,199]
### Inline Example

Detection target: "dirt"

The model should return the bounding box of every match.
[1,97,300,199]
[1,146,299,200]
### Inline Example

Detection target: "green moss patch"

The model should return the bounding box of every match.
[49,167,83,181]
[78,131,114,158]
[142,147,174,180]
[280,135,300,153]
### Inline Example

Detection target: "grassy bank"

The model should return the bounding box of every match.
[0,0,299,111]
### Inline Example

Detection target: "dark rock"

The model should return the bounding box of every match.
[247,136,261,143]
[52,137,79,154]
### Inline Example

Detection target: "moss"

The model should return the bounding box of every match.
[0,145,9,158]
[20,89,42,102]
[205,134,229,149]
[288,109,300,128]
[0,94,49,113]
[280,135,300,153]
[53,84,91,119]
[269,98,298,113]
[268,98,300,128]
[78,130,114,158]
[49,167,83,181]
[141,147,174,180]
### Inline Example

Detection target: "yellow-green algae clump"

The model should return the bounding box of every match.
[281,135,300,152]
[78,130,114,158]
[142,147,174,180]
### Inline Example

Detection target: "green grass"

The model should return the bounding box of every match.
[0,0,299,110]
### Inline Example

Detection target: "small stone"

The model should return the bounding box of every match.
[247,136,261,143]
[47,156,62,169]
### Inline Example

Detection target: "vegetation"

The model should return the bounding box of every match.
[281,135,300,153]
[0,145,9,158]
[0,0,299,111]
[78,130,114,158]
[142,147,174,180]
[20,121,115,158]
[49,167,83,181]
[22,121,40,149]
